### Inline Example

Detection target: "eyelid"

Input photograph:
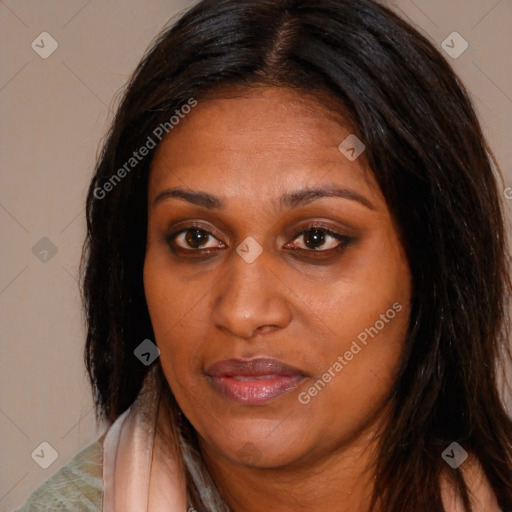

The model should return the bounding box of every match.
[166,220,225,239]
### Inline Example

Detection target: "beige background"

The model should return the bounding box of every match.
[1,1,511,510]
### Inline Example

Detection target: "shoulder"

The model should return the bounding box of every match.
[15,439,103,512]
[441,453,503,512]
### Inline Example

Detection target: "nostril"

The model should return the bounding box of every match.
[252,324,279,336]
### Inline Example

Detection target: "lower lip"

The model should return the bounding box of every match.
[208,375,305,405]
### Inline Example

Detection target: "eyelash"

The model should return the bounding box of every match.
[165,222,353,259]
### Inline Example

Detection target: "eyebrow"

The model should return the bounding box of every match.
[152,185,375,210]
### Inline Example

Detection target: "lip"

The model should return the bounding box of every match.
[205,358,307,405]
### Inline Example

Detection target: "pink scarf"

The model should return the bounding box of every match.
[102,369,188,512]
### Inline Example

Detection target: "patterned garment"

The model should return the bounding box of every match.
[15,436,226,512]
[15,441,104,512]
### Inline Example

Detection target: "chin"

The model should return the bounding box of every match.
[201,419,317,468]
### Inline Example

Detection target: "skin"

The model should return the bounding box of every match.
[143,86,412,511]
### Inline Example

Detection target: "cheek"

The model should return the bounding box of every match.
[298,302,409,443]
[143,252,206,374]
[301,237,410,415]
[319,249,410,354]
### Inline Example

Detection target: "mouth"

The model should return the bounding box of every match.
[205,357,307,405]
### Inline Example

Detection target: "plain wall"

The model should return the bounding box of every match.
[1,1,511,510]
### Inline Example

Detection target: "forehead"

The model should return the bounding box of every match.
[148,87,382,206]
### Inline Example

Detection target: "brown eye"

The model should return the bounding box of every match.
[289,227,350,252]
[185,229,210,248]
[303,228,327,249]
[167,227,225,251]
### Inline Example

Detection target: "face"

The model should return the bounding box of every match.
[144,87,411,470]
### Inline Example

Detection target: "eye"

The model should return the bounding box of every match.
[286,226,352,253]
[167,227,225,251]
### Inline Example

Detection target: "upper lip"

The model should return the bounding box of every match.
[205,357,306,378]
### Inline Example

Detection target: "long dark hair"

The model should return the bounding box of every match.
[81,0,512,510]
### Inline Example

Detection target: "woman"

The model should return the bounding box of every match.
[17,0,512,510]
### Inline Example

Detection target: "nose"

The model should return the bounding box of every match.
[212,249,292,340]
